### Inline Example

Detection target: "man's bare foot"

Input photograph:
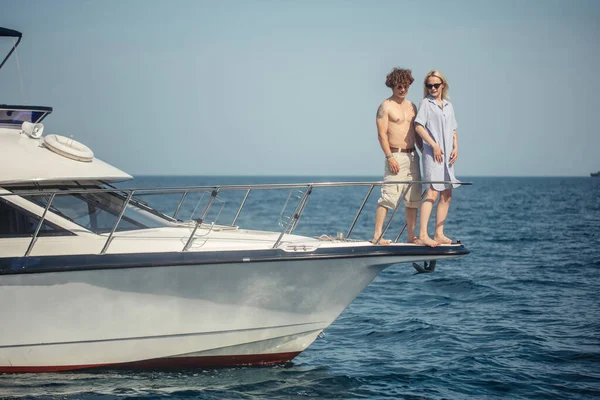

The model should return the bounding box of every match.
[419,236,438,247]
[408,237,425,245]
[434,235,452,244]
[371,238,391,245]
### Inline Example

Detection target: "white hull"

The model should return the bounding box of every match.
[2,254,458,372]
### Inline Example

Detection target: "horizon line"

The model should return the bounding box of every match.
[127,174,597,178]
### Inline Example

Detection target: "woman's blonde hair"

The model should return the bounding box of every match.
[423,70,449,99]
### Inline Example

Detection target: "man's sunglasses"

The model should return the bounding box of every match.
[426,83,442,89]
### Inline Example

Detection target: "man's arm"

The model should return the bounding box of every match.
[376,102,391,157]
[376,102,400,174]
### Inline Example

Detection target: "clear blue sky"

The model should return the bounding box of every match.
[1,0,599,176]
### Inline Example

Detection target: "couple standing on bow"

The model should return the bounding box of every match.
[372,68,461,247]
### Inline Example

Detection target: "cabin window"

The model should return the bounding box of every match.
[6,183,176,234]
[46,192,146,233]
[0,199,71,237]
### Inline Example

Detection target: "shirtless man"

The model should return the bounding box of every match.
[372,68,423,245]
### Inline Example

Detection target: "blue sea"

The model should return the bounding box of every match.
[1,176,599,399]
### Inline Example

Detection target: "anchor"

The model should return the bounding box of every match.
[412,259,436,274]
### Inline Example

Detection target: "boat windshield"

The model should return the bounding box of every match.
[7,183,177,234]
[0,106,52,127]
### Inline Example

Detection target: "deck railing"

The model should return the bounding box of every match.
[0,180,470,257]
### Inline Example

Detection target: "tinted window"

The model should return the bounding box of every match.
[0,109,47,125]
[46,192,144,233]
[7,184,176,234]
[0,199,70,237]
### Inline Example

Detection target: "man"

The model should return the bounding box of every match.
[372,68,422,245]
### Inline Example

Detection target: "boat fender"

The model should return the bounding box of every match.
[43,134,94,162]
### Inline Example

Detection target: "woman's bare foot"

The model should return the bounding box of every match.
[434,235,452,244]
[419,235,438,247]
[371,238,391,245]
[409,237,425,245]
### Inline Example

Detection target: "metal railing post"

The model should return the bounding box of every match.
[273,185,312,248]
[231,189,251,226]
[394,189,428,243]
[183,188,219,251]
[289,186,313,233]
[100,191,134,255]
[24,193,55,257]
[374,183,412,245]
[346,184,375,239]
[173,191,188,219]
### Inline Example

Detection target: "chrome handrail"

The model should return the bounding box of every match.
[0,180,471,256]
[24,192,55,257]
[273,185,312,248]
[393,190,429,243]
[173,191,188,219]
[289,186,312,234]
[346,184,375,239]
[374,183,413,245]
[1,180,467,197]
[231,189,251,226]
[183,189,219,251]
[100,191,134,255]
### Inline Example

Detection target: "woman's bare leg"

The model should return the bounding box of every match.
[434,188,453,244]
[418,188,439,247]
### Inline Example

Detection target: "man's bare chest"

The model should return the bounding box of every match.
[388,103,415,125]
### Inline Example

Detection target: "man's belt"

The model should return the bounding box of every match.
[390,147,415,153]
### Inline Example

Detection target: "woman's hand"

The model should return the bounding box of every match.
[433,144,444,164]
[450,147,458,165]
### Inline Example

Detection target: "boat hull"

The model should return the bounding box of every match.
[0,251,465,372]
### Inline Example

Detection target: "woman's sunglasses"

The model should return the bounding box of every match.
[426,83,442,89]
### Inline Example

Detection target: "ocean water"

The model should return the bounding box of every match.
[1,176,599,399]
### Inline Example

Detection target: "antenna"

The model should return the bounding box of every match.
[0,27,23,70]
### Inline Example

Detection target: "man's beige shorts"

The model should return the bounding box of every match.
[378,151,422,209]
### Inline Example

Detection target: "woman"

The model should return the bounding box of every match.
[414,70,460,247]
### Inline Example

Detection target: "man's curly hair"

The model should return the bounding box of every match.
[385,68,414,89]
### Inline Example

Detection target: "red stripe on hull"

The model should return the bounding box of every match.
[0,351,301,373]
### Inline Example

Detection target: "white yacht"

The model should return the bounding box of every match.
[0,27,470,372]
